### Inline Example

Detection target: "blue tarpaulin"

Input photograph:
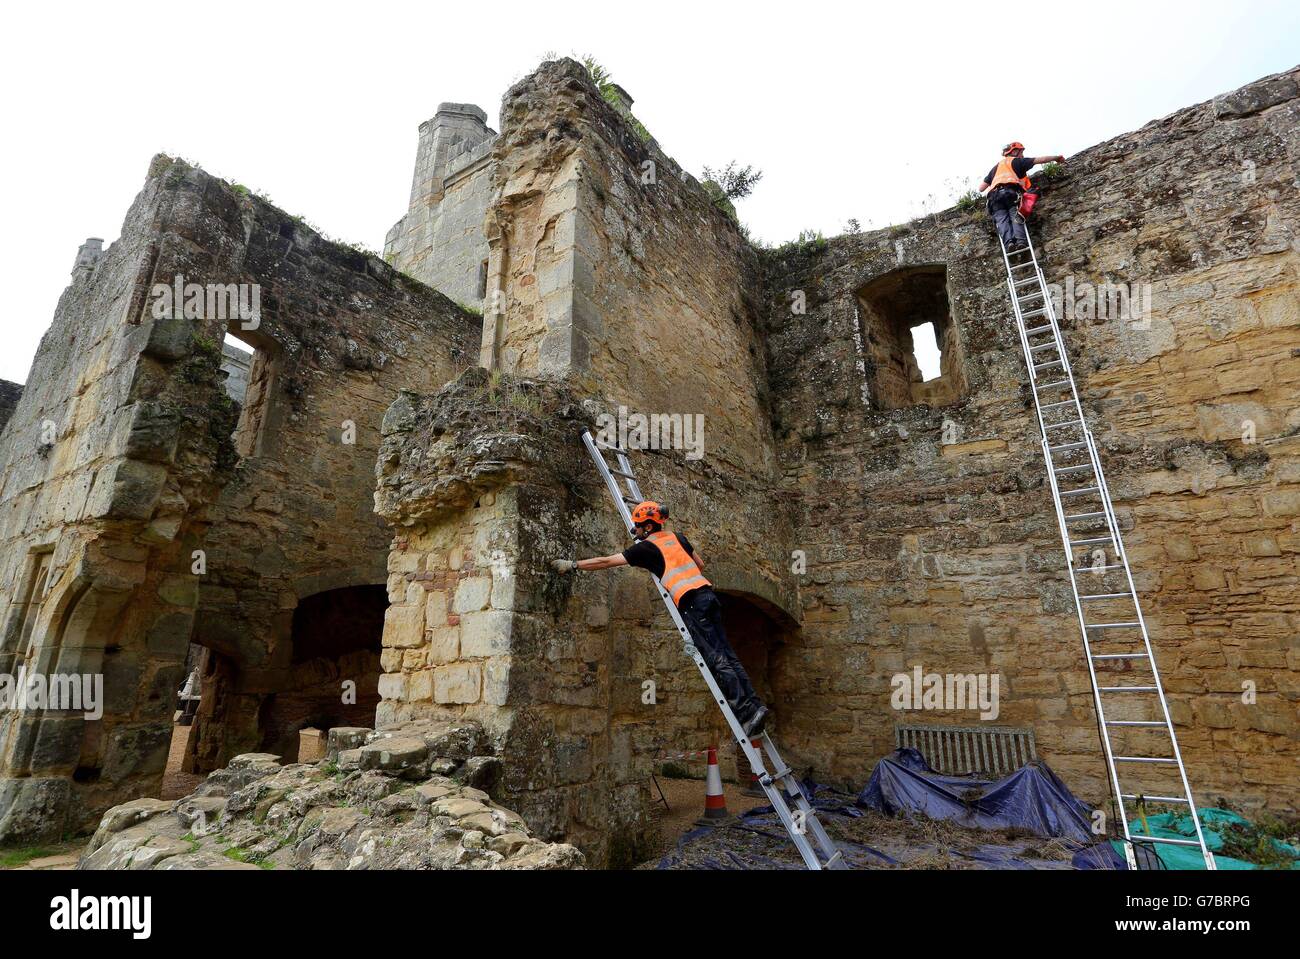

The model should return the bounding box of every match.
[857,747,1097,842]
[655,748,1126,870]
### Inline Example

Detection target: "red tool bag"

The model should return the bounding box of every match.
[1019,188,1040,218]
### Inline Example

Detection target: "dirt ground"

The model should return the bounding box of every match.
[638,775,772,865]
[641,777,1088,870]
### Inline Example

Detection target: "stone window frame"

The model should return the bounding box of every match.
[1,547,55,670]
[224,321,279,459]
[854,264,968,410]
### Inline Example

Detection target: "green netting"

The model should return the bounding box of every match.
[1111,807,1300,870]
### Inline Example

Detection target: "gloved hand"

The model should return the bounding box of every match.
[550,559,577,573]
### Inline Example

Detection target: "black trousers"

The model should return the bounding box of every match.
[677,587,763,718]
[987,187,1028,248]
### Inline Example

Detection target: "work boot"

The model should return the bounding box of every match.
[742,704,770,737]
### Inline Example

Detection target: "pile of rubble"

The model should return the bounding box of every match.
[80,719,584,870]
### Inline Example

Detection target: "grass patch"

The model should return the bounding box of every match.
[1038,161,1064,182]
[0,846,58,868]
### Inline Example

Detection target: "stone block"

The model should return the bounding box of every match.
[433,663,481,704]
[383,602,425,648]
[459,610,512,657]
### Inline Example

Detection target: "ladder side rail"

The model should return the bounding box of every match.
[1083,431,1216,868]
[1041,432,1138,868]
[1034,260,1092,431]
[583,433,637,534]
[1036,288,1124,549]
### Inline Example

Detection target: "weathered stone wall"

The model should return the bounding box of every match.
[0,156,480,841]
[0,380,21,434]
[385,103,496,308]
[0,158,240,841]
[762,66,1300,811]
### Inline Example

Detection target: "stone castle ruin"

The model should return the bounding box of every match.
[0,59,1296,867]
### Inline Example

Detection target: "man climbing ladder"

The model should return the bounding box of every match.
[576,430,845,870]
[979,141,1064,250]
[551,501,771,737]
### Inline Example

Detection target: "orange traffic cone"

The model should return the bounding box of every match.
[696,746,730,825]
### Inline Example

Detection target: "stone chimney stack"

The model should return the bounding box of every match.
[408,102,493,209]
[72,237,103,276]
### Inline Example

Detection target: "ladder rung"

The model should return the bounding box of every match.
[1092,652,1148,660]
[1025,324,1053,335]
[1022,308,1048,320]
[1015,276,1040,288]
[621,496,640,505]
[1070,536,1113,547]
[1010,262,1037,272]
[1034,360,1063,371]
[1030,341,1058,353]
[1035,379,1070,391]
[609,468,636,480]
[1060,480,1102,496]
[1077,564,1126,573]
[1135,835,1201,847]
[1087,621,1140,629]
[1121,793,1188,803]
[594,440,624,452]
[1040,399,1074,410]
[1065,511,1107,522]
[1045,420,1082,430]
[1108,721,1165,727]
[1050,442,1088,454]
[1080,592,1130,601]
[1114,756,1178,764]
[1098,685,1158,692]
[823,850,844,867]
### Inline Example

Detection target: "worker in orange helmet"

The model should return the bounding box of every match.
[978,142,1065,251]
[551,500,770,736]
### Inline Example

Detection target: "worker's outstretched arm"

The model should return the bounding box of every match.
[551,553,628,573]
[1032,155,1065,165]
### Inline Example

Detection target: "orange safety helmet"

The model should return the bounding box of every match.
[1002,141,1025,156]
[631,501,668,527]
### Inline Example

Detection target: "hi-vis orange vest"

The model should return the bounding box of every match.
[647,531,711,606]
[990,156,1032,192]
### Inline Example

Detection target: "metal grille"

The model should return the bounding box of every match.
[894,724,1037,777]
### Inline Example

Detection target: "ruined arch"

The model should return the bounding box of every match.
[184,581,386,770]
[714,588,800,729]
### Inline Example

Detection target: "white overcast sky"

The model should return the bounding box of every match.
[1,0,1296,384]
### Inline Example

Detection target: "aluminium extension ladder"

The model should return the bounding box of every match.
[581,430,847,870]
[1000,225,1216,870]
